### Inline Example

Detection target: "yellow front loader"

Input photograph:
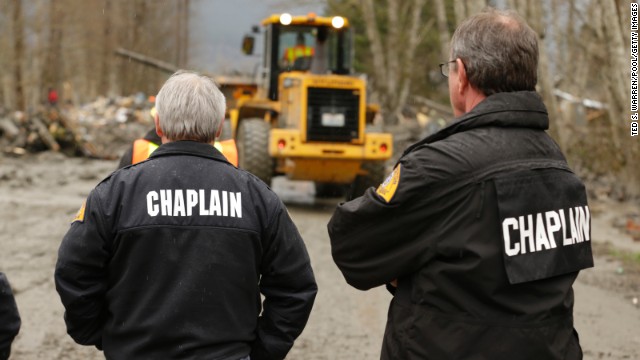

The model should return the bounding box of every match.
[233,13,393,198]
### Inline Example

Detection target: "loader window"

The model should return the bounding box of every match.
[279,29,316,71]
[277,26,352,74]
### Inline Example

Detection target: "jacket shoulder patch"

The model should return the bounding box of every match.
[376,165,401,203]
[72,201,86,223]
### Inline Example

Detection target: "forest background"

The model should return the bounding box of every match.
[0,0,636,197]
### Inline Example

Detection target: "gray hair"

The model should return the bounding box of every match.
[155,70,226,143]
[450,8,538,96]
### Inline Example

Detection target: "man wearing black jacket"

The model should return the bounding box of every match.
[55,70,317,360]
[329,8,592,360]
[0,272,20,360]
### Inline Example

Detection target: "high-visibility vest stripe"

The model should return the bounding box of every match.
[132,139,238,167]
[132,139,159,165]
[286,46,314,63]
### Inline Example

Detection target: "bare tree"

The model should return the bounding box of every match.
[182,0,190,67]
[360,0,428,125]
[98,0,113,96]
[175,0,190,68]
[454,0,487,25]
[504,0,638,195]
[0,0,186,109]
[509,1,564,147]
[600,0,637,193]
[41,0,64,101]
[432,0,451,61]
[599,0,627,144]
[12,0,26,111]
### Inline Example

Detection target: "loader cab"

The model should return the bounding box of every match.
[261,13,353,100]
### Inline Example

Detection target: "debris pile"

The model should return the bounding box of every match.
[0,95,153,160]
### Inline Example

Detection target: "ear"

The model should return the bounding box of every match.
[455,58,469,95]
[215,121,223,138]
[154,113,164,138]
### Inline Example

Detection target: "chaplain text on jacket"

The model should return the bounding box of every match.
[502,205,590,257]
[146,189,243,218]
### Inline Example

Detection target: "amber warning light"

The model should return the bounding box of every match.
[277,139,287,150]
[380,143,388,153]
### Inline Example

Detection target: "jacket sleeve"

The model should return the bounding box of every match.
[328,155,440,291]
[54,192,111,349]
[251,203,317,360]
[0,273,20,360]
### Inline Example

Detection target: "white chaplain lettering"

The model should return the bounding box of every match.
[502,205,589,256]
[146,189,242,218]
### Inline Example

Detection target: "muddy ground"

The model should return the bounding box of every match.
[0,152,639,359]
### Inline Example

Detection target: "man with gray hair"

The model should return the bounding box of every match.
[55,70,317,360]
[329,8,591,359]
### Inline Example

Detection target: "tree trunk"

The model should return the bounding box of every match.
[454,0,487,25]
[594,1,624,161]
[433,0,450,60]
[467,0,487,17]
[385,0,400,109]
[98,0,112,96]
[182,0,190,67]
[176,0,183,67]
[361,0,388,100]
[453,2,467,25]
[131,0,147,94]
[524,1,563,147]
[360,0,427,126]
[391,0,427,124]
[42,0,64,98]
[600,0,636,193]
[114,48,179,74]
[12,0,25,111]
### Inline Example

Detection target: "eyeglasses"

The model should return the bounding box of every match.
[439,60,456,78]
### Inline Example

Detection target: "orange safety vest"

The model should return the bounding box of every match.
[214,139,238,167]
[131,139,159,165]
[131,139,238,167]
[285,45,314,63]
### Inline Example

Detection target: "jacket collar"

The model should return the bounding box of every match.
[149,140,230,164]
[402,91,549,157]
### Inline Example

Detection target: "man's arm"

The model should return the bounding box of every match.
[54,193,110,349]
[0,273,20,360]
[251,205,317,360]
[328,156,439,291]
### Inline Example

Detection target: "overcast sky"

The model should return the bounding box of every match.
[189,0,325,75]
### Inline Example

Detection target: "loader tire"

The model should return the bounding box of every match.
[237,118,272,185]
[314,182,346,198]
[348,161,387,200]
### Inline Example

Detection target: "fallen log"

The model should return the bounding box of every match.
[31,117,60,152]
[0,117,20,140]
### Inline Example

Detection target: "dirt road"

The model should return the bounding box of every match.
[0,153,638,359]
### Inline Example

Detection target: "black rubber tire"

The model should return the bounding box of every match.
[236,118,273,185]
[347,161,387,200]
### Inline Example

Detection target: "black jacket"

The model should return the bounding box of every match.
[329,92,592,360]
[0,272,20,360]
[55,141,317,360]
